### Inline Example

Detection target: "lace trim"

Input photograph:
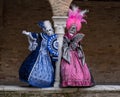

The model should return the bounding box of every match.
[27,33,38,51]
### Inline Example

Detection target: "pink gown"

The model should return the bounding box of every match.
[61,33,95,87]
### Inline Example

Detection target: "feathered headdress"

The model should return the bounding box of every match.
[66,5,89,31]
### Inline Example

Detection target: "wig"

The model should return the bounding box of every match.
[66,5,89,31]
[38,20,54,35]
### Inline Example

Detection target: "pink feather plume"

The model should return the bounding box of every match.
[66,5,89,31]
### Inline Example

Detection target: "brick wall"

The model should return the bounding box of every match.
[0,0,53,85]
[49,0,72,15]
[72,1,120,84]
[0,0,3,28]
[0,0,120,85]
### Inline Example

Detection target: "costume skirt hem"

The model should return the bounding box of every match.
[61,80,94,87]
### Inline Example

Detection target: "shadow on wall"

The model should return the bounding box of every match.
[0,0,53,85]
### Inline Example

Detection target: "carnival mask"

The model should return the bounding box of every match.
[69,25,77,35]
[44,21,54,36]
[38,20,54,36]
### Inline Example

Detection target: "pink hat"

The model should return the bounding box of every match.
[66,6,88,31]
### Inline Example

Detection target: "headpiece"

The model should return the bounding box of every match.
[38,20,54,35]
[66,5,89,31]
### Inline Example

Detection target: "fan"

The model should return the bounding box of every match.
[47,34,58,57]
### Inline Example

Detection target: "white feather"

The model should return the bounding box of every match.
[80,9,89,16]
[72,5,79,12]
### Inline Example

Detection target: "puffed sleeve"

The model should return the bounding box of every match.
[70,33,85,50]
[27,32,39,51]
[62,36,71,63]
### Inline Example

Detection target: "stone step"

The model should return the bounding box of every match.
[0,85,120,97]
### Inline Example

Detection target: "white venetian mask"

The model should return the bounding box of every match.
[69,25,77,36]
[44,20,54,36]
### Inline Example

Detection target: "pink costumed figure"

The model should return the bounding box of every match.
[60,6,95,87]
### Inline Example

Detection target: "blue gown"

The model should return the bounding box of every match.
[19,32,55,88]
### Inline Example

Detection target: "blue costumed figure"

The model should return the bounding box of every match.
[19,20,58,88]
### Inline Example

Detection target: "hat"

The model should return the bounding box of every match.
[66,5,89,31]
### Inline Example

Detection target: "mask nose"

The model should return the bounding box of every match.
[46,29,53,35]
[69,25,76,34]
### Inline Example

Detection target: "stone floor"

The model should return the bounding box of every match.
[0,85,120,92]
[0,85,120,97]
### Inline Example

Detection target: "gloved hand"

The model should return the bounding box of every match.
[22,30,30,36]
[70,42,78,50]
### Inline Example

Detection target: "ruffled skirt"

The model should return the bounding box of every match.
[61,50,94,87]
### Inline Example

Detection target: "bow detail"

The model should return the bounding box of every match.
[62,33,85,66]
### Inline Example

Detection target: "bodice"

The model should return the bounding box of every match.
[39,33,49,53]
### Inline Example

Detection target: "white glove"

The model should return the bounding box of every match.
[22,30,30,36]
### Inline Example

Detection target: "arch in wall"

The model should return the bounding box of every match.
[48,0,73,16]
[0,0,120,85]
[0,0,53,85]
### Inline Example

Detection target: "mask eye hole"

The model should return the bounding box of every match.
[72,28,75,31]
[70,26,76,33]
[46,29,52,32]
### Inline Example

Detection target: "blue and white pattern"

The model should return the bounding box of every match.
[19,32,55,87]
[47,34,58,61]
[47,34,58,57]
